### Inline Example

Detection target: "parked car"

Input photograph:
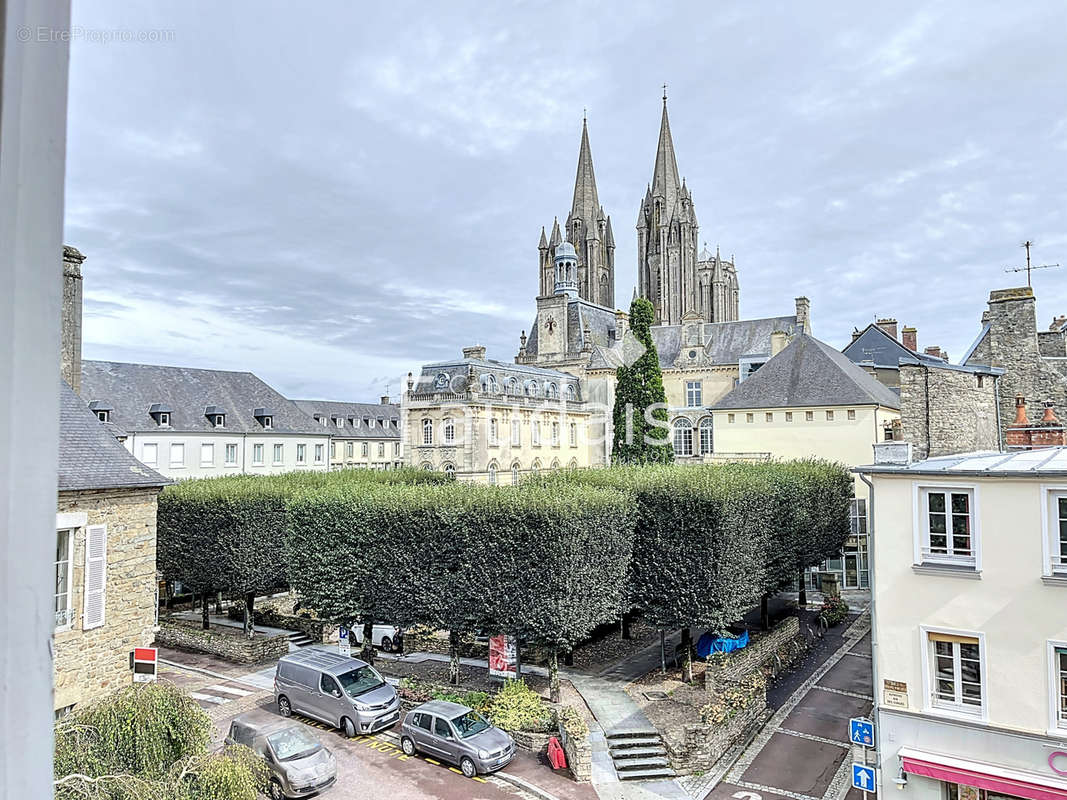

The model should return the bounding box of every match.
[225,709,336,799]
[351,622,402,653]
[274,649,401,737]
[399,700,514,778]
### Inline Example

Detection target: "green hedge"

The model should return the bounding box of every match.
[284,481,634,653]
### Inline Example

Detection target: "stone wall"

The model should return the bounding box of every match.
[964,288,1067,442]
[226,605,329,643]
[706,616,800,684]
[899,363,1000,460]
[54,487,160,712]
[557,716,592,782]
[156,619,289,664]
[664,693,766,773]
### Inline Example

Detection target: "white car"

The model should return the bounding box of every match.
[351,623,402,653]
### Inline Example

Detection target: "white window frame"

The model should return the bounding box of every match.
[511,419,521,446]
[488,463,498,485]
[919,626,987,720]
[96,410,109,423]
[443,418,455,444]
[569,422,577,447]
[224,443,238,466]
[54,527,75,631]
[685,380,702,408]
[912,483,980,570]
[296,444,307,465]
[532,420,541,446]
[314,444,325,464]
[273,443,284,465]
[673,418,693,457]
[158,412,170,426]
[362,442,369,458]
[262,416,273,429]
[252,443,264,466]
[345,442,354,458]
[551,421,560,447]
[489,418,498,446]
[141,442,158,466]
[1049,639,1067,735]
[169,442,185,468]
[213,415,225,428]
[699,418,713,455]
[422,418,433,445]
[394,442,401,457]
[200,442,214,467]
[377,442,384,458]
[1041,486,1067,578]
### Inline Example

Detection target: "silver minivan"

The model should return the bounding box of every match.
[399,700,515,778]
[274,649,400,737]
[225,710,336,798]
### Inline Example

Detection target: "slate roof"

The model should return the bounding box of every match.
[58,381,168,492]
[713,334,901,411]
[856,446,1067,477]
[412,356,582,401]
[81,361,325,436]
[842,324,944,369]
[291,400,400,440]
[651,315,802,369]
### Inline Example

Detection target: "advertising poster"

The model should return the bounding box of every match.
[488,635,517,679]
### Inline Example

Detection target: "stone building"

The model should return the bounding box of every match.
[402,346,594,483]
[962,286,1067,441]
[54,382,167,714]
[292,397,403,470]
[843,319,949,391]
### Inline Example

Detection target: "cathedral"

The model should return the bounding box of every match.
[537,95,740,324]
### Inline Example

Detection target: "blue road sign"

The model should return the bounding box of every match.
[852,764,876,793]
[849,717,875,747]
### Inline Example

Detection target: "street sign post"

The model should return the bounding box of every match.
[852,764,876,793]
[130,647,157,684]
[849,717,875,747]
[338,625,351,656]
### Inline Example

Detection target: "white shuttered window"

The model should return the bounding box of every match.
[83,525,107,629]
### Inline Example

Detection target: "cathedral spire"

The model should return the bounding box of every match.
[570,116,600,225]
[651,95,682,211]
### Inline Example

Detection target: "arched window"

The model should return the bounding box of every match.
[487,462,498,485]
[568,458,578,469]
[699,417,714,455]
[481,374,498,394]
[362,442,369,457]
[565,383,578,401]
[443,417,455,443]
[545,382,558,399]
[531,459,542,474]
[422,418,433,445]
[550,458,560,470]
[525,380,541,398]
[673,418,693,457]
[420,462,434,471]
[443,463,455,479]
[506,377,518,395]
[511,461,521,485]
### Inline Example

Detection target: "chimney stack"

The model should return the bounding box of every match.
[795,296,811,332]
[851,328,862,345]
[901,326,917,352]
[380,395,390,405]
[876,318,898,341]
[1005,396,1065,449]
[770,330,788,356]
[1051,316,1067,332]
[61,245,85,393]
[462,345,486,361]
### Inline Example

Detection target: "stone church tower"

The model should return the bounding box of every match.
[637,96,739,325]
[538,118,615,309]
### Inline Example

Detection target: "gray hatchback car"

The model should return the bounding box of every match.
[399,700,515,778]
[274,649,400,737]
[225,710,336,798]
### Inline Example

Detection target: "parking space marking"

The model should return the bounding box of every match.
[425,757,440,765]
[449,767,462,775]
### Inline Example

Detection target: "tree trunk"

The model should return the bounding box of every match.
[244,592,255,639]
[798,567,808,608]
[680,627,693,683]
[448,629,461,686]
[361,619,375,663]
[563,650,574,667]
[201,591,210,630]
[215,591,223,614]
[659,629,666,674]
[549,650,560,704]
[621,611,632,640]
[761,594,770,631]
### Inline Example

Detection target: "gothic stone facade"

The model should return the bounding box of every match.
[54,487,161,713]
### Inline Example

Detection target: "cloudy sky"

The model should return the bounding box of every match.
[65,1,1067,400]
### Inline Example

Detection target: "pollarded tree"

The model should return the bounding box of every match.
[612,297,674,465]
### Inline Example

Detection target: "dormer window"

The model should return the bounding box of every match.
[263,416,273,429]
[158,412,170,426]
[321,417,328,427]
[205,406,226,429]
[213,415,224,428]
[148,403,172,427]
[253,407,274,429]
[335,417,343,428]
[96,410,110,423]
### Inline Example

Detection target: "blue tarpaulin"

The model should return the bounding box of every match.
[696,629,749,658]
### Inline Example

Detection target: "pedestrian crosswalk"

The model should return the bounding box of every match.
[188,681,255,709]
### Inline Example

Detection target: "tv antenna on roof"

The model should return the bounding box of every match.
[1004,240,1059,287]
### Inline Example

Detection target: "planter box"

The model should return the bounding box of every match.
[156,620,289,665]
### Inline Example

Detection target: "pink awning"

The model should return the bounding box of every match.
[899,747,1067,800]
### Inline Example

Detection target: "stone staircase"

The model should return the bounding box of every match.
[606,729,676,781]
[287,630,314,650]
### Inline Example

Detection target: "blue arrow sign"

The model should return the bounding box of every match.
[852,764,876,793]
[849,717,875,747]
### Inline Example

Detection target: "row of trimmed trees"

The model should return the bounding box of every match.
[157,461,853,694]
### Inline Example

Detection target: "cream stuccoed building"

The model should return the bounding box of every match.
[293,398,403,470]
[402,346,595,483]
[857,443,1067,800]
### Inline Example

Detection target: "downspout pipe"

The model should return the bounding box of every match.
[859,472,883,793]
[994,374,1003,451]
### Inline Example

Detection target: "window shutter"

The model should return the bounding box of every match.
[83,524,107,630]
